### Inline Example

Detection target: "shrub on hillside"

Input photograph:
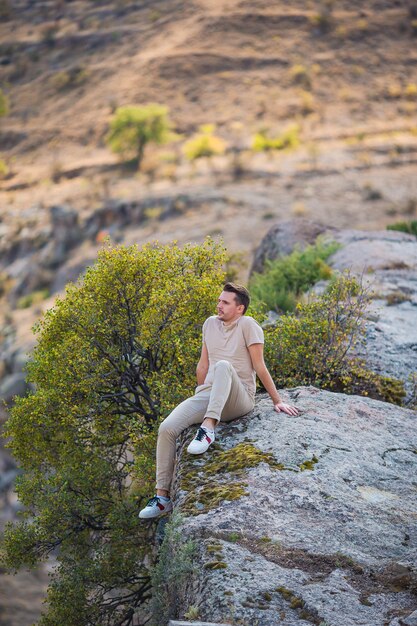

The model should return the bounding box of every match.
[1,238,227,626]
[49,66,89,91]
[249,238,340,313]
[252,123,300,152]
[182,124,227,161]
[106,104,174,169]
[0,88,9,117]
[387,220,417,237]
[263,273,405,405]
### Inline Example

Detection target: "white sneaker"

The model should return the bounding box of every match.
[187,426,215,454]
[138,495,173,519]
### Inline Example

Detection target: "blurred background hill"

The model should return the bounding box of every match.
[0,0,417,624]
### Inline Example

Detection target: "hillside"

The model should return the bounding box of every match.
[1,0,416,233]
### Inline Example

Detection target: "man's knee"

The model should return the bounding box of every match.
[158,419,175,438]
[214,359,232,373]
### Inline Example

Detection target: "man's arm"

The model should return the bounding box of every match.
[248,343,298,416]
[196,343,209,385]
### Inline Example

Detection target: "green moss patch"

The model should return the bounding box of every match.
[181,481,248,516]
[203,442,287,474]
[179,441,321,516]
[204,560,228,570]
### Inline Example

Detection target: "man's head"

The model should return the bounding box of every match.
[217,282,250,323]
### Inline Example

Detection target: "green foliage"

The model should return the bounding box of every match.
[262,273,405,403]
[49,66,89,91]
[16,288,50,309]
[182,124,227,161]
[249,239,340,313]
[0,158,8,179]
[252,123,300,152]
[387,220,417,237]
[106,103,173,169]
[150,512,197,626]
[0,88,9,117]
[2,239,226,625]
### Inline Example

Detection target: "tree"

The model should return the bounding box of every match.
[1,239,227,626]
[106,104,173,169]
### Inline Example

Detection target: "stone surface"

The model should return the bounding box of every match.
[169,622,229,626]
[0,372,28,403]
[171,387,417,626]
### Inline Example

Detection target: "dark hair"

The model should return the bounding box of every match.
[223,282,250,314]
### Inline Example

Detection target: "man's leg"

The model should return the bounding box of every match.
[155,392,210,493]
[202,359,254,428]
[139,391,210,519]
[188,360,254,453]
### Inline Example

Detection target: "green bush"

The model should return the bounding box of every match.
[1,239,226,626]
[0,88,9,117]
[49,66,89,91]
[0,158,9,179]
[249,238,340,313]
[263,273,405,404]
[16,289,50,309]
[252,123,300,152]
[387,220,417,237]
[106,103,173,169]
[182,124,227,161]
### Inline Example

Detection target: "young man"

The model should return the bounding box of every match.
[139,282,298,519]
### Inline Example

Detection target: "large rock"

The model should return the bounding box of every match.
[250,219,335,276]
[169,387,417,626]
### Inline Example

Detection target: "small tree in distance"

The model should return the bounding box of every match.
[106,103,173,170]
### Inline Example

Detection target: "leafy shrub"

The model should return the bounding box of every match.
[0,88,9,117]
[249,239,340,313]
[2,239,226,626]
[49,66,89,91]
[106,104,174,169]
[263,273,405,404]
[16,289,50,309]
[387,220,417,237]
[252,123,300,152]
[0,158,9,179]
[182,124,227,161]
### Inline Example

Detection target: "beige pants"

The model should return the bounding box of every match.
[156,360,255,491]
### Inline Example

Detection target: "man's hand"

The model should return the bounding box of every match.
[274,402,299,416]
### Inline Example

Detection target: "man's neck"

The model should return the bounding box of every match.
[222,314,243,326]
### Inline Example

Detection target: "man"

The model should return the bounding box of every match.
[138,282,298,519]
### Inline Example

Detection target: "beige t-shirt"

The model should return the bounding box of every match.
[202,315,264,399]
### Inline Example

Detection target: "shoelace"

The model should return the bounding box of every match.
[194,426,209,442]
[146,495,161,507]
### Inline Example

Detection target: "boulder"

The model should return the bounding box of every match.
[250,219,336,275]
[168,387,417,626]
[0,372,28,403]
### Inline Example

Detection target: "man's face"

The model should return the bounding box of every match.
[217,290,244,322]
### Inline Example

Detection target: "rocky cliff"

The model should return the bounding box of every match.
[167,387,417,626]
